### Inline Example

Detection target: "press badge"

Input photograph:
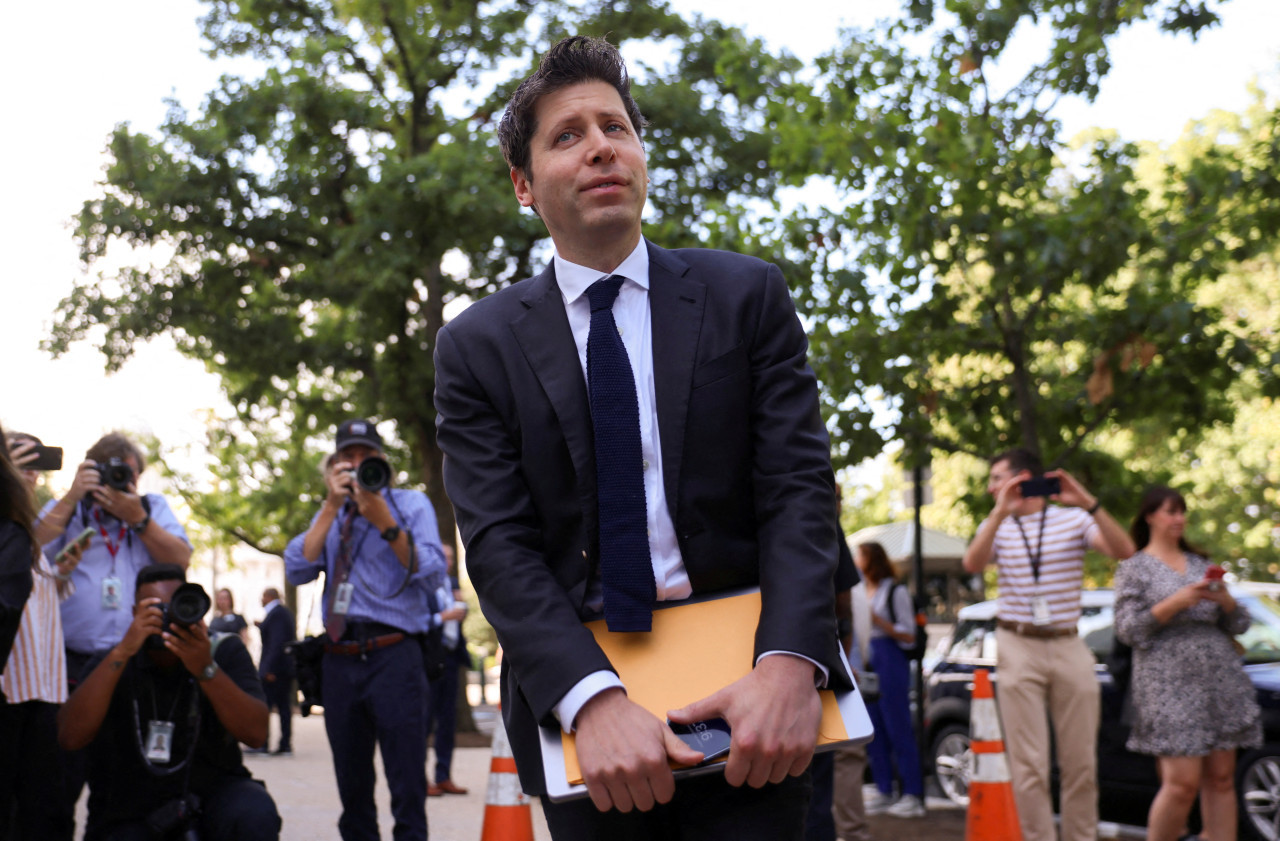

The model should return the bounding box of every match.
[333,582,355,615]
[102,576,123,610]
[1031,595,1052,625]
[145,720,175,763]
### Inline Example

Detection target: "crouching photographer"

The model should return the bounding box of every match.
[57,564,281,841]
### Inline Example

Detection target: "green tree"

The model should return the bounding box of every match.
[774,0,1279,516]
[47,0,810,552]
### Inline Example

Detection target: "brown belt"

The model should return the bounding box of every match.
[324,632,407,656]
[997,619,1077,639]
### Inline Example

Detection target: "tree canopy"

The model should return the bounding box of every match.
[48,0,811,548]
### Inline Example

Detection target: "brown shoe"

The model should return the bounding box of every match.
[427,784,444,797]
[435,780,469,795]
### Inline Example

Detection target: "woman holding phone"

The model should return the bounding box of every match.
[1114,486,1260,841]
[0,428,84,838]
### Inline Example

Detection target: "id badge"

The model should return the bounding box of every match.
[102,576,123,610]
[333,582,355,615]
[1031,595,1052,626]
[145,720,175,763]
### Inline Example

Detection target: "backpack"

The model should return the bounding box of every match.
[886,581,929,661]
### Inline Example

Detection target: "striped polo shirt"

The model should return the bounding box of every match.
[985,505,1098,630]
[0,555,68,704]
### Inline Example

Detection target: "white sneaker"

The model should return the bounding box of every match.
[864,791,897,815]
[885,794,926,818]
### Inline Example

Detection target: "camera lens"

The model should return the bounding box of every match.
[355,456,391,492]
[168,583,212,626]
[98,457,135,490]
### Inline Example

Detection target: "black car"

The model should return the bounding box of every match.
[923,586,1280,839]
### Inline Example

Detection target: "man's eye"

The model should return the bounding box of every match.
[556,131,574,143]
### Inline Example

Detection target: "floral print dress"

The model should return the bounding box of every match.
[1114,550,1262,757]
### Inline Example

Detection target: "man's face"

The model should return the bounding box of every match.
[986,459,1028,498]
[336,443,379,468]
[135,579,182,614]
[511,80,648,265]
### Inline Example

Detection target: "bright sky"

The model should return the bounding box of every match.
[2,0,1277,493]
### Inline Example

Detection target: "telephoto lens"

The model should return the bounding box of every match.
[355,456,391,492]
[168,583,212,627]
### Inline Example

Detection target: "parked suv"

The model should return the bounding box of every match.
[923,587,1280,839]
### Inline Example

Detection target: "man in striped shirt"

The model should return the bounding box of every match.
[962,448,1134,841]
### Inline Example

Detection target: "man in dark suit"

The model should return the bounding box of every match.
[433,36,847,840]
[256,587,296,755]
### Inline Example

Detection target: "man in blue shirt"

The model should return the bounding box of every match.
[38,431,193,841]
[284,418,447,841]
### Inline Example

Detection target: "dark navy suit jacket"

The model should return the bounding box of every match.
[257,602,296,680]
[434,242,847,793]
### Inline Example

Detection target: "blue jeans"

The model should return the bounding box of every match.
[866,637,924,798]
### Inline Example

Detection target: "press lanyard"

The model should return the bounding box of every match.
[93,507,128,569]
[1013,507,1049,583]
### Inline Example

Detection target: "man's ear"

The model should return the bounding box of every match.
[511,166,535,210]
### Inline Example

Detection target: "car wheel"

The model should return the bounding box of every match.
[1239,746,1280,841]
[931,723,972,807]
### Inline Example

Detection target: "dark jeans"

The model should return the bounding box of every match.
[804,751,836,841]
[0,699,72,841]
[540,768,811,841]
[428,659,460,782]
[89,777,280,841]
[262,677,293,750]
[322,638,429,841]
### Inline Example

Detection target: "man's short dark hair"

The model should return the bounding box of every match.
[87,432,147,475]
[990,447,1043,476]
[498,35,647,181]
[136,563,186,592]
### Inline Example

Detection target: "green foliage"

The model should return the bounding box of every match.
[778,0,1278,510]
[50,0,817,552]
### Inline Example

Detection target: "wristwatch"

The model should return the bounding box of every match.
[130,513,150,534]
[197,662,219,682]
[380,525,401,542]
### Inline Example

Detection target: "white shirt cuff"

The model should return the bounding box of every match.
[553,670,626,733]
[757,650,829,688]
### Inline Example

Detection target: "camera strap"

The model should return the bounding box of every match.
[349,492,418,600]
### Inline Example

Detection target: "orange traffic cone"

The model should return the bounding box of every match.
[964,668,1021,841]
[480,708,534,841]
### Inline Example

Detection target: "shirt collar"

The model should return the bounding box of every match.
[554,237,650,305]
[264,599,281,614]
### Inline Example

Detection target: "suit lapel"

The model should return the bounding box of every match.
[509,265,595,496]
[647,244,704,513]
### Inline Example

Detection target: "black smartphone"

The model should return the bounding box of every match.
[667,717,733,764]
[1020,476,1062,497]
[27,445,64,472]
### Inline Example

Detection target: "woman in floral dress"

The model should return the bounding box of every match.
[1114,486,1261,841]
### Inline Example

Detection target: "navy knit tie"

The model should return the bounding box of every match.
[587,276,655,632]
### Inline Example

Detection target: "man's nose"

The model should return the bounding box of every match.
[586,127,616,163]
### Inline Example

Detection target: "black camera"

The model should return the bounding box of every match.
[96,457,135,491]
[145,792,200,840]
[147,583,212,649]
[353,456,391,492]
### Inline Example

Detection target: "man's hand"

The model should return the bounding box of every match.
[990,472,1026,519]
[120,598,166,658]
[668,654,821,789]
[573,688,704,813]
[326,460,395,530]
[164,620,215,678]
[93,483,147,526]
[65,460,102,505]
[1046,468,1094,510]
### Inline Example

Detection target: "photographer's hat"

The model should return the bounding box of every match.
[335,418,383,452]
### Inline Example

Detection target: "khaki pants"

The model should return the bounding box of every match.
[996,628,1101,841]
[832,743,872,841]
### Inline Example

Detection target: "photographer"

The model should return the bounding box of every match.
[58,563,280,841]
[39,432,192,836]
[284,418,447,841]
